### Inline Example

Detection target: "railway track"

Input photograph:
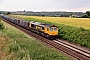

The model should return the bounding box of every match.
[2,19,90,60]
[53,40,90,60]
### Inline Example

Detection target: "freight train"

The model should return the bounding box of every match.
[1,15,58,39]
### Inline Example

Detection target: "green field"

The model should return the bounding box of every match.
[0,18,71,60]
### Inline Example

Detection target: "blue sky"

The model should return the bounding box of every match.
[0,0,90,12]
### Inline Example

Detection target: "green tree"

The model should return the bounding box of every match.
[7,12,11,15]
[86,11,90,17]
[81,15,89,18]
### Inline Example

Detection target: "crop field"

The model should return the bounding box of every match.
[9,15,90,29]
[28,16,90,29]
[0,18,71,60]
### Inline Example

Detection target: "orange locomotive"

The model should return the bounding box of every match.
[29,22,58,39]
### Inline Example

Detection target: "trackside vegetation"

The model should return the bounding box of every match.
[0,18,4,30]
[0,20,71,60]
[10,15,90,49]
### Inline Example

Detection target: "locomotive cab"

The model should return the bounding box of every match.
[49,27,58,36]
[44,25,58,39]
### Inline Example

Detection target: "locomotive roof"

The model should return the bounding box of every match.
[32,22,57,28]
[44,24,57,28]
[32,22,44,25]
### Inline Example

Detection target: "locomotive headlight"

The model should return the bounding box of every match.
[50,34,51,35]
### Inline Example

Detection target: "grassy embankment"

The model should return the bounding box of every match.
[0,17,71,60]
[9,15,90,49]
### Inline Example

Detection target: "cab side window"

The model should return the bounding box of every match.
[50,28,53,31]
[31,24,34,27]
[54,28,57,31]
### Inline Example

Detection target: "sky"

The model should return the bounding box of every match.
[0,0,90,12]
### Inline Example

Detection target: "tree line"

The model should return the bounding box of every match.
[0,11,90,18]
[81,11,90,18]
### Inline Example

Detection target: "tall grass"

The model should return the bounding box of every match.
[0,17,4,30]
[0,20,71,60]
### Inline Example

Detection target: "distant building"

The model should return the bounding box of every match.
[69,14,80,17]
[16,11,26,14]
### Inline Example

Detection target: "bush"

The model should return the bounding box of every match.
[57,24,90,48]
[6,12,11,15]
[0,18,4,30]
[0,22,4,30]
